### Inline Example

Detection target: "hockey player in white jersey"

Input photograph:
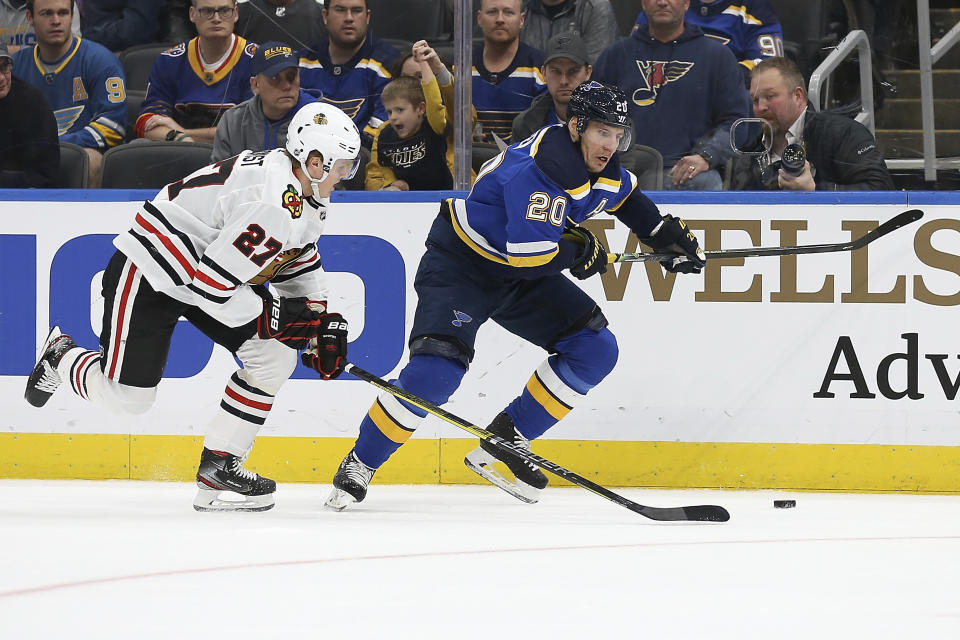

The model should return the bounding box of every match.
[24,102,361,512]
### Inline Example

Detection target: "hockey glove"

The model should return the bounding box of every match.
[301,313,349,379]
[254,293,326,350]
[642,214,706,274]
[564,226,608,280]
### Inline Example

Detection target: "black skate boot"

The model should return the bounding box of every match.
[193,447,276,512]
[24,327,77,408]
[324,449,376,511]
[464,411,548,503]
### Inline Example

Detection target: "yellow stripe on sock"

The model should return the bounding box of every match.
[525,372,572,421]
[369,399,415,444]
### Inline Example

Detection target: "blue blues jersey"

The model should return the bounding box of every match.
[635,0,783,79]
[12,36,127,150]
[298,34,399,143]
[135,35,256,136]
[472,42,546,143]
[448,125,662,270]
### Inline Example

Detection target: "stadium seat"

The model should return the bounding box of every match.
[125,90,146,142]
[100,141,214,189]
[368,0,449,42]
[56,142,89,189]
[118,42,174,92]
[612,0,641,38]
[471,142,501,174]
[619,144,664,190]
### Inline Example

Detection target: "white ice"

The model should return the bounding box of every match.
[1,481,958,639]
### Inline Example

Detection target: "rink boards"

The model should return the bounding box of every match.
[1,189,959,491]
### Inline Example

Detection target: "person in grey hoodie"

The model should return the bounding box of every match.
[211,40,316,161]
[519,0,615,64]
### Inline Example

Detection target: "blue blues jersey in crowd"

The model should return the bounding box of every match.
[635,0,783,79]
[448,124,663,270]
[472,42,546,143]
[135,35,256,136]
[298,34,399,143]
[12,36,127,150]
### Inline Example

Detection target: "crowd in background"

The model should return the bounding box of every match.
[0,0,924,191]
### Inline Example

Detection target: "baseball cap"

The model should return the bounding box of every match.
[251,41,298,78]
[543,32,588,66]
[0,43,12,64]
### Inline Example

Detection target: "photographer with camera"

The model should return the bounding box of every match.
[731,57,894,191]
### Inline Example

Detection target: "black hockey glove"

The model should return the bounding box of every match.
[642,214,706,274]
[564,226,608,280]
[301,313,349,379]
[253,293,326,350]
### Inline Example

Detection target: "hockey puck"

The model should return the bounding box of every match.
[773,499,796,509]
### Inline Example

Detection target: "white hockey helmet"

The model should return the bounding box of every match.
[285,102,362,189]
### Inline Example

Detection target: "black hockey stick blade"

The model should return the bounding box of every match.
[344,363,730,523]
[609,208,924,263]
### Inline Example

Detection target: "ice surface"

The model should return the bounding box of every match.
[1,481,958,638]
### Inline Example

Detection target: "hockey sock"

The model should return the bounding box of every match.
[506,327,618,440]
[57,346,157,414]
[353,354,465,468]
[204,372,275,456]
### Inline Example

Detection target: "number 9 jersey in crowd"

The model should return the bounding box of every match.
[113,148,330,330]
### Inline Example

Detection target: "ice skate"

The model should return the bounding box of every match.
[193,448,276,512]
[324,449,376,511]
[464,412,548,504]
[24,326,77,408]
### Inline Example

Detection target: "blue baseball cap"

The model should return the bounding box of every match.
[251,42,298,78]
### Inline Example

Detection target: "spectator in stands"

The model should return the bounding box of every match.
[366,40,458,191]
[135,0,255,144]
[593,0,749,190]
[731,57,894,191]
[473,0,545,144]
[1,0,79,54]
[236,0,327,52]
[0,42,59,187]
[520,0,615,64]
[12,0,126,187]
[633,0,783,87]
[299,0,399,145]
[512,31,590,141]
[79,0,167,52]
[211,40,317,161]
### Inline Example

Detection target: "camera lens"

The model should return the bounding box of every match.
[781,143,805,177]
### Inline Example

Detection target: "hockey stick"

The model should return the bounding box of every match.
[607,208,923,264]
[344,363,730,523]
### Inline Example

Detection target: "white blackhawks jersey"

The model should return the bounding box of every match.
[113,149,330,328]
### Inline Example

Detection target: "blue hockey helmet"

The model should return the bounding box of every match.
[567,81,633,152]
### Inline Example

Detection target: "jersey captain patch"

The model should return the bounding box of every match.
[282,184,303,218]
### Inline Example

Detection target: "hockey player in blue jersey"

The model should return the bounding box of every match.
[326,81,706,510]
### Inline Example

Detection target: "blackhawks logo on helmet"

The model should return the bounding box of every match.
[282,184,303,218]
[313,113,328,125]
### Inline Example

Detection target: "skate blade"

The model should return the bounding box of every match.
[464,447,540,504]
[323,488,356,512]
[193,488,275,512]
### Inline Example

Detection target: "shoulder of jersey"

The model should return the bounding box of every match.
[162,42,187,58]
[740,0,781,25]
[526,126,588,192]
